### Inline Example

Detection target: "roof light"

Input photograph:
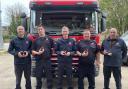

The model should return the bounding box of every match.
[44,2,52,5]
[76,2,84,5]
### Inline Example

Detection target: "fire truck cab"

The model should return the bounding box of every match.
[21,0,106,77]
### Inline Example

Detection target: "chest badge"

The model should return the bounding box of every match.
[68,42,72,46]
[90,42,95,46]
[90,42,96,48]
[26,41,29,44]
[115,42,120,46]
[46,38,49,41]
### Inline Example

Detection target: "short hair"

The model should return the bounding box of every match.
[83,29,90,34]
[61,26,69,31]
[37,24,44,28]
[17,26,24,30]
[37,24,45,31]
[110,28,117,31]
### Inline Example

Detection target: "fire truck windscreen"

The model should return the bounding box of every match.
[30,10,97,35]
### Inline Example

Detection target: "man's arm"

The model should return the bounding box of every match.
[76,41,82,56]
[70,40,77,56]
[31,41,42,56]
[27,39,32,55]
[100,40,105,55]
[8,40,18,56]
[54,41,61,55]
[122,40,127,59]
[49,37,55,54]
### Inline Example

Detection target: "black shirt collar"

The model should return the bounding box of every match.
[17,36,26,40]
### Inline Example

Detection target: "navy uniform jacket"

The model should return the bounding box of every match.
[101,37,127,67]
[77,39,100,66]
[55,37,76,63]
[32,36,54,61]
[8,36,32,65]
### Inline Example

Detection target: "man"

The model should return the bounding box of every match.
[8,26,32,89]
[32,25,54,89]
[101,28,127,89]
[55,26,76,89]
[77,30,100,89]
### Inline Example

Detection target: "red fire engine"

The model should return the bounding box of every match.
[21,0,106,77]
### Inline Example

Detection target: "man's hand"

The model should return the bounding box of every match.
[32,48,44,56]
[65,52,70,56]
[18,51,29,58]
[103,50,109,55]
[23,51,28,57]
[76,51,82,56]
[38,48,44,55]
[103,50,112,56]
[60,51,66,56]
[18,51,23,58]
[81,51,88,57]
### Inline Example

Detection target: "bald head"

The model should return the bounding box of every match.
[109,28,118,39]
[61,26,69,34]
[61,26,69,39]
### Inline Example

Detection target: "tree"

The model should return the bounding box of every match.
[5,3,28,36]
[99,0,128,35]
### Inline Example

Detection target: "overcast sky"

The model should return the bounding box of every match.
[1,0,30,26]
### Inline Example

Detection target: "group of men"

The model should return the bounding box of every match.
[8,25,127,89]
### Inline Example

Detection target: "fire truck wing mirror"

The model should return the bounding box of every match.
[20,12,27,18]
[20,12,28,31]
[102,12,107,18]
[101,12,107,32]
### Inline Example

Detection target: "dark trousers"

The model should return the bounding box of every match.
[36,60,52,89]
[78,65,95,89]
[103,66,122,89]
[14,64,31,89]
[57,62,73,89]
